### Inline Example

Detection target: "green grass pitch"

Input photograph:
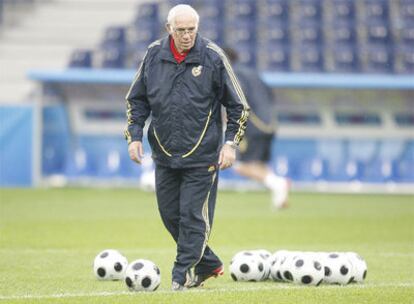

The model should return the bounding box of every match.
[0,188,413,303]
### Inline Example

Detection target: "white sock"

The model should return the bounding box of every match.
[264,173,285,191]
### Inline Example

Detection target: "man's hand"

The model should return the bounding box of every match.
[218,143,236,170]
[128,141,144,164]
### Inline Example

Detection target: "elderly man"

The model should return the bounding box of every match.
[125,4,249,290]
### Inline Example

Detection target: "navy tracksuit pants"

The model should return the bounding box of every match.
[155,164,222,285]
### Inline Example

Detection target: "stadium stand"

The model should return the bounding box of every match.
[1,0,413,190]
[0,0,138,103]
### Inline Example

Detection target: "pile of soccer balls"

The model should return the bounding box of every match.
[230,249,367,286]
[93,249,161,292]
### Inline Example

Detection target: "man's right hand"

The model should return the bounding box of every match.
[128,141,144,164]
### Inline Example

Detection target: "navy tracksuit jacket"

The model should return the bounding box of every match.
[125,34,249,285]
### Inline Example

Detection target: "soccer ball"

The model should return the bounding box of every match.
[345,252,368,283]
[250,249,272,280]
[229,251,265,281]
[291,253,324,286]
[278,251,301,282]
[93,249,128,280]
[125,259,161,292]
[322,252,353,285]
[270,250,290,281]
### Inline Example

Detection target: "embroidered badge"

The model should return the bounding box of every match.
[192,65,202,77]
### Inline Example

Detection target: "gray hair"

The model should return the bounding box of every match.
[167,4,199,27]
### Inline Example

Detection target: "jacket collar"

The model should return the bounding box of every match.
[159,35,202,64]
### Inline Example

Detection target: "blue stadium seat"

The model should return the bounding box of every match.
[297,44,324,72]
[329,44,360,73]
[325,159,363,182]
[331,0,356,22]
[296,20,323,45]
[392,159,414,182]
[99,46,125,69]
[257,43,290,71]
[363,0,389,22]
[198,1,224,20]
[168,0,197,6]
[101,26,126,48]
[135,2,159,21]
[225,20,256,45]
[225,0,257,21]
[233,44,257,67]
[68,49,93,68]
[292,157,327,182]
[297,0,322,23]
[330,21,357,44]
[199,19,224,45]
[131,19,161,44]
[400,0,414,23]
[366,20,392,44]
[259,0,289,22]
[359,159,393,183]
[127,43,149,69]
[257,20,290,44]
[397,46,414,73]
[361,44,394,73]
[400,21,414,45]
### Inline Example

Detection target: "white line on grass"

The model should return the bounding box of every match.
[0,282,413,301]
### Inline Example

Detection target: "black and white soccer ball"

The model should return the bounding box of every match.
[125,259,161,292]
[229,251,265,281]
[250,249,273,280]
[278,251,301,282]
[291,253,324,286]
[270,250,290,281]
[93,249,128,280]
[322,252,353,285]
[345,252,368,283]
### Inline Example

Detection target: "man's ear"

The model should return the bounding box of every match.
[165,23,172,34]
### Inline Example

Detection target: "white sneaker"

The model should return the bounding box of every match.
[272,178,290,209]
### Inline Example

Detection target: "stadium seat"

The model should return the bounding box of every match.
[256,43,290,71]
[392,159,414,182]
[361,44,394,73]
[199,19,224,46]
[359,159,393,183]
[225,20,256,45]
[126,43,149,69]
[297,44,324,72]
[329,44,360,73]
[259,0,289,22]
[363,0,389,22]
[324,159,363,182]
[233,44,257,67]
[198,1,224,20]
[330,21,357,45]
[297,0,322,23]
[225,0,257,21]
[98,46,126,69]
[68,49,93,68]
[135,2,159,21]
[257,20,290,44]
[331,0,356,22]
[296,20,323,45]
[400,0,414,23]
[400,21,414,45]
[292,157,327,182]
[365,20,392,44]
[131,19,161,44]
[394,45,414,74]
[101,26,126,48]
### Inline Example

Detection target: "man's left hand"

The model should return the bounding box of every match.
[218,143,236,170]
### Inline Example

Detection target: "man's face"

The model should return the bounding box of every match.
[168,13,198,53]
